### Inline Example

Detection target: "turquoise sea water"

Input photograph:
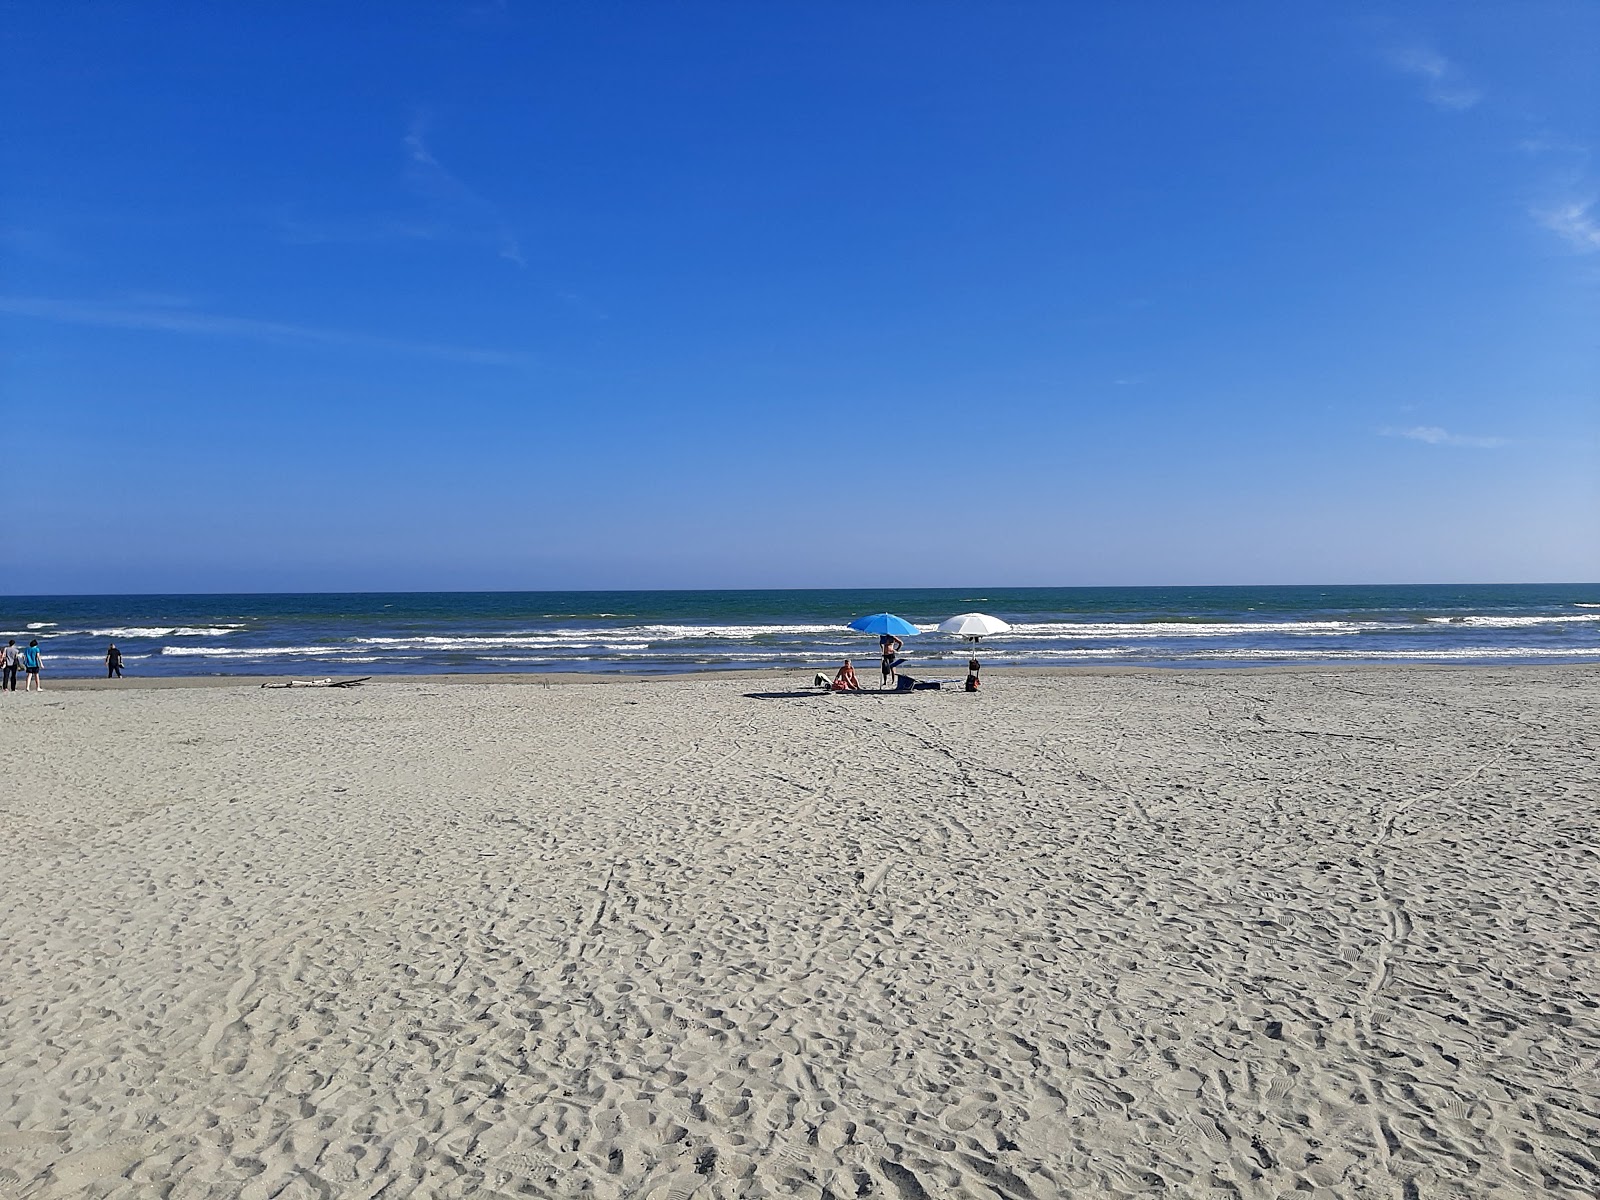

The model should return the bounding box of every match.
[3,584,1598,678]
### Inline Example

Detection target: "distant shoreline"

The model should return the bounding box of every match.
[10,584,1598,678]
[30,660,1600,690]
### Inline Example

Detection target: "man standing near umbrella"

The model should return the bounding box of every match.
[879,631,903,688]
[847,613,920,689]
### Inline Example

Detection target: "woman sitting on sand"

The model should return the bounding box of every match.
[964,658,981,692]
[832,659,863,692]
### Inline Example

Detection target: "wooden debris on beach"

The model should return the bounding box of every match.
[260,677,371,689]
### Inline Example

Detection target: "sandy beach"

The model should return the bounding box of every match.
[1,664,1596,1199]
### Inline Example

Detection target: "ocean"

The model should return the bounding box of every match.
[3,584,1598,679]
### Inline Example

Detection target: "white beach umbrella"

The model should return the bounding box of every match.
[937,612,1012,642]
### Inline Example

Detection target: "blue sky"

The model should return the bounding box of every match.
[2,2,1596,592]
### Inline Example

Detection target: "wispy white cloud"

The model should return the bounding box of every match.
[1386,47,1480,111]
[1534,199,1600,253]
[272,118,525,266]
[404,126,441,169]
[1519,130,1591,161]
[403,117,524,267]
[0,295,529,367]
[1381,44,1599,257]
[1380,425,1507,449]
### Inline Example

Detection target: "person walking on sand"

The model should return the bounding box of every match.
[22,639,42,691]
[106,642,123,679]
[2,639,18,691]
[879,632,903,689]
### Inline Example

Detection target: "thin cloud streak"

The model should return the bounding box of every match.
[1386,47,1480,111]
[271,120,525,266]
[276,214,448,246]
[1380,425,1508,449]
[0,296,529,367]
[1536,200,1600,252]
[404,118,524,267]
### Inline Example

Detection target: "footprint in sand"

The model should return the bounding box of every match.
[319,1151,360,1183]
[496,1150,557,1186]
[50,1138,150,1186]
[858,1047,895,1075]
[853,1126,890,1156]
[1066,1080,1122,1118]
[1432,1088,1473,1121]
[0,1131,67,1162]
[658,1175,702,1200]
[394,1078,427,1103]
[767,1141,813,1177]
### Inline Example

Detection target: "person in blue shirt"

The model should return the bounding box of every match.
[22,639,42,691]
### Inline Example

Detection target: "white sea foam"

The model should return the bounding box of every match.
[962,647,1139,659]
[1266,646,1596,660]
[334,618,1544,649]
[1000,620,1364,639]
[594,623,852,640]
[348,624,854,649]
[160,646,330,658]
[26,622,56,629]
[931,646,1599,665]
[85,625,246,638]
[351,635,575,649]
[1423,614,1600,627]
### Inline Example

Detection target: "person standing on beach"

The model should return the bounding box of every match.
[2,639,18,691]
[22,639,42,691]
[106,642,123,679]
[879,632,903,688]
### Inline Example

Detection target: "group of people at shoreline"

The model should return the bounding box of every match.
[2,638,123,691]
[828,631,984,693]
[2,639,45,692]
[12,628,983,692]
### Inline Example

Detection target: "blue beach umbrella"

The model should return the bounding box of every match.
[848,613,920,638]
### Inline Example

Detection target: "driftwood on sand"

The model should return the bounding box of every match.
[259,677,370,689]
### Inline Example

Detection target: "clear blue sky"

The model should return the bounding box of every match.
[3,2,1596,592]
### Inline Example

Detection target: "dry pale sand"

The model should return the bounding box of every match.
[1,666,1597,1200]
